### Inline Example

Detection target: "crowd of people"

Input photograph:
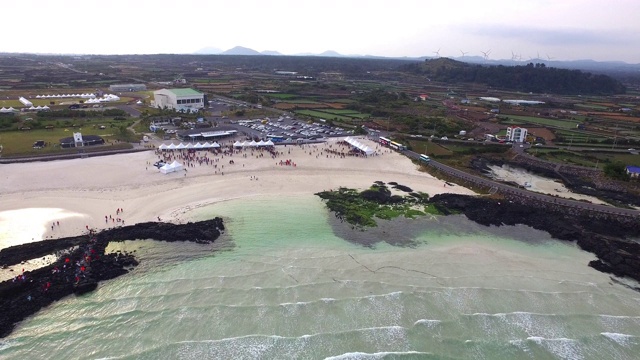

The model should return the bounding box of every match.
[150,137,384,176]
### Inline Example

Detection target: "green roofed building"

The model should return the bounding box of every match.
[153,88,205,112]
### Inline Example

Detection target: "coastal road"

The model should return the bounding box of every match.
[403,149,640,218]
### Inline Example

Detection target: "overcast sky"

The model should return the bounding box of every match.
[2,0,639,63]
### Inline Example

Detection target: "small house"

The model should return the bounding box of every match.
[626,166,640,179]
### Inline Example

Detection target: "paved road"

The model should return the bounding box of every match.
[403,149,640,218]
[115,104,142,118]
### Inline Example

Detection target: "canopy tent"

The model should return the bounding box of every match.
[159,142,222,150]
[159,160,184,174]
[169,160,183,172]
[233,141,243,148]
[343,137,375,155]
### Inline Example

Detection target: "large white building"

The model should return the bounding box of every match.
[506,126,528,143]
[154,88,205,111]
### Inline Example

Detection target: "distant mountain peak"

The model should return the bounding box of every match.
[222,46,261,55]
[318,50,343,57]
[261,50,282,56]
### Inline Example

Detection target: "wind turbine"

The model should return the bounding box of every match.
[546,54,554,62]
[460,50,469,58]
[511,51,517,62]
[433,48,441,58]
[481,49,491,60]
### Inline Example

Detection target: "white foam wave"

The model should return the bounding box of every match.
[324,351,431,359]
[413,319,441,328]
[526,337,583,360]
[601,332,636,346]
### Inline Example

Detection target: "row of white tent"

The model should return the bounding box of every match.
[158,142,221,150]
[0,107,17,113]
[233,140,275,147]
[159,160,184,174]
[343,137,375,155]
[35,94,96,98]
[86,94,120,103]
[26,105,51,111]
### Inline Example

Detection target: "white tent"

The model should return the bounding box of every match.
[257,140,266,146]
[211,142,221,148]
[343,137,375,155]
[176,143,186,150]
[265,140,275,146]
[170,160,183,172]
[29,106,37,110]
[167,143,177,150]
[159,160,184,174]
[159,163,174,174]
[193,142,203,149]
[158,144,168,150]
[42,106,50,110]
[185,143,194,149]
[233,141,243,148]
[249,140,258,147]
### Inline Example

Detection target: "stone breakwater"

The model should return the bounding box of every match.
[0,218,224,338]
[430,194,640,285]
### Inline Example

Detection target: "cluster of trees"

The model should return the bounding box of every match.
[402,59,626,95]
[0,114,18,129]
[603,162,630,181]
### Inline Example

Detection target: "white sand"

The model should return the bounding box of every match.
[0,138,475,244]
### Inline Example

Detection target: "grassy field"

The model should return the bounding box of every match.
[0,117,136,156]
[295,110,352,121]
[575,103,609,110]
[407,140,452,156]
[266,93,298,99]
[501,115,581,129]
[282,99,323,104]
[529,148,640,168]
[303,108,371,119]
[319,109,361,115]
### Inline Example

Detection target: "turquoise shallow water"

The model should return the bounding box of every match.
[1,195,640,359]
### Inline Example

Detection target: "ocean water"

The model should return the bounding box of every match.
[1,195,640,359]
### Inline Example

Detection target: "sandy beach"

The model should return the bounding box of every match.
[0,137,475,245]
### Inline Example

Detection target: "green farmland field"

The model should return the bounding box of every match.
[294,110,352,121]
[575,103,609,110]
[266,93,298,99]
[501,115,581,129]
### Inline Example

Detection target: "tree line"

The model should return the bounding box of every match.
[401,59,626,95]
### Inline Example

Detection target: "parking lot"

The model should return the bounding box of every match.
[232,114,354,143]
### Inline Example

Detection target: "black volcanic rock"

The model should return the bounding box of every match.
[0,218,224,338]
[430,193,640,283]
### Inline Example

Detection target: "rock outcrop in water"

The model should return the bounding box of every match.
[0,218,224,338]
[430,193,640,284]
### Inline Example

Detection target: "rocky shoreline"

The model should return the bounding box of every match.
[430,193,640,286]
[0,218,224,339]
[470,156,640,208]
